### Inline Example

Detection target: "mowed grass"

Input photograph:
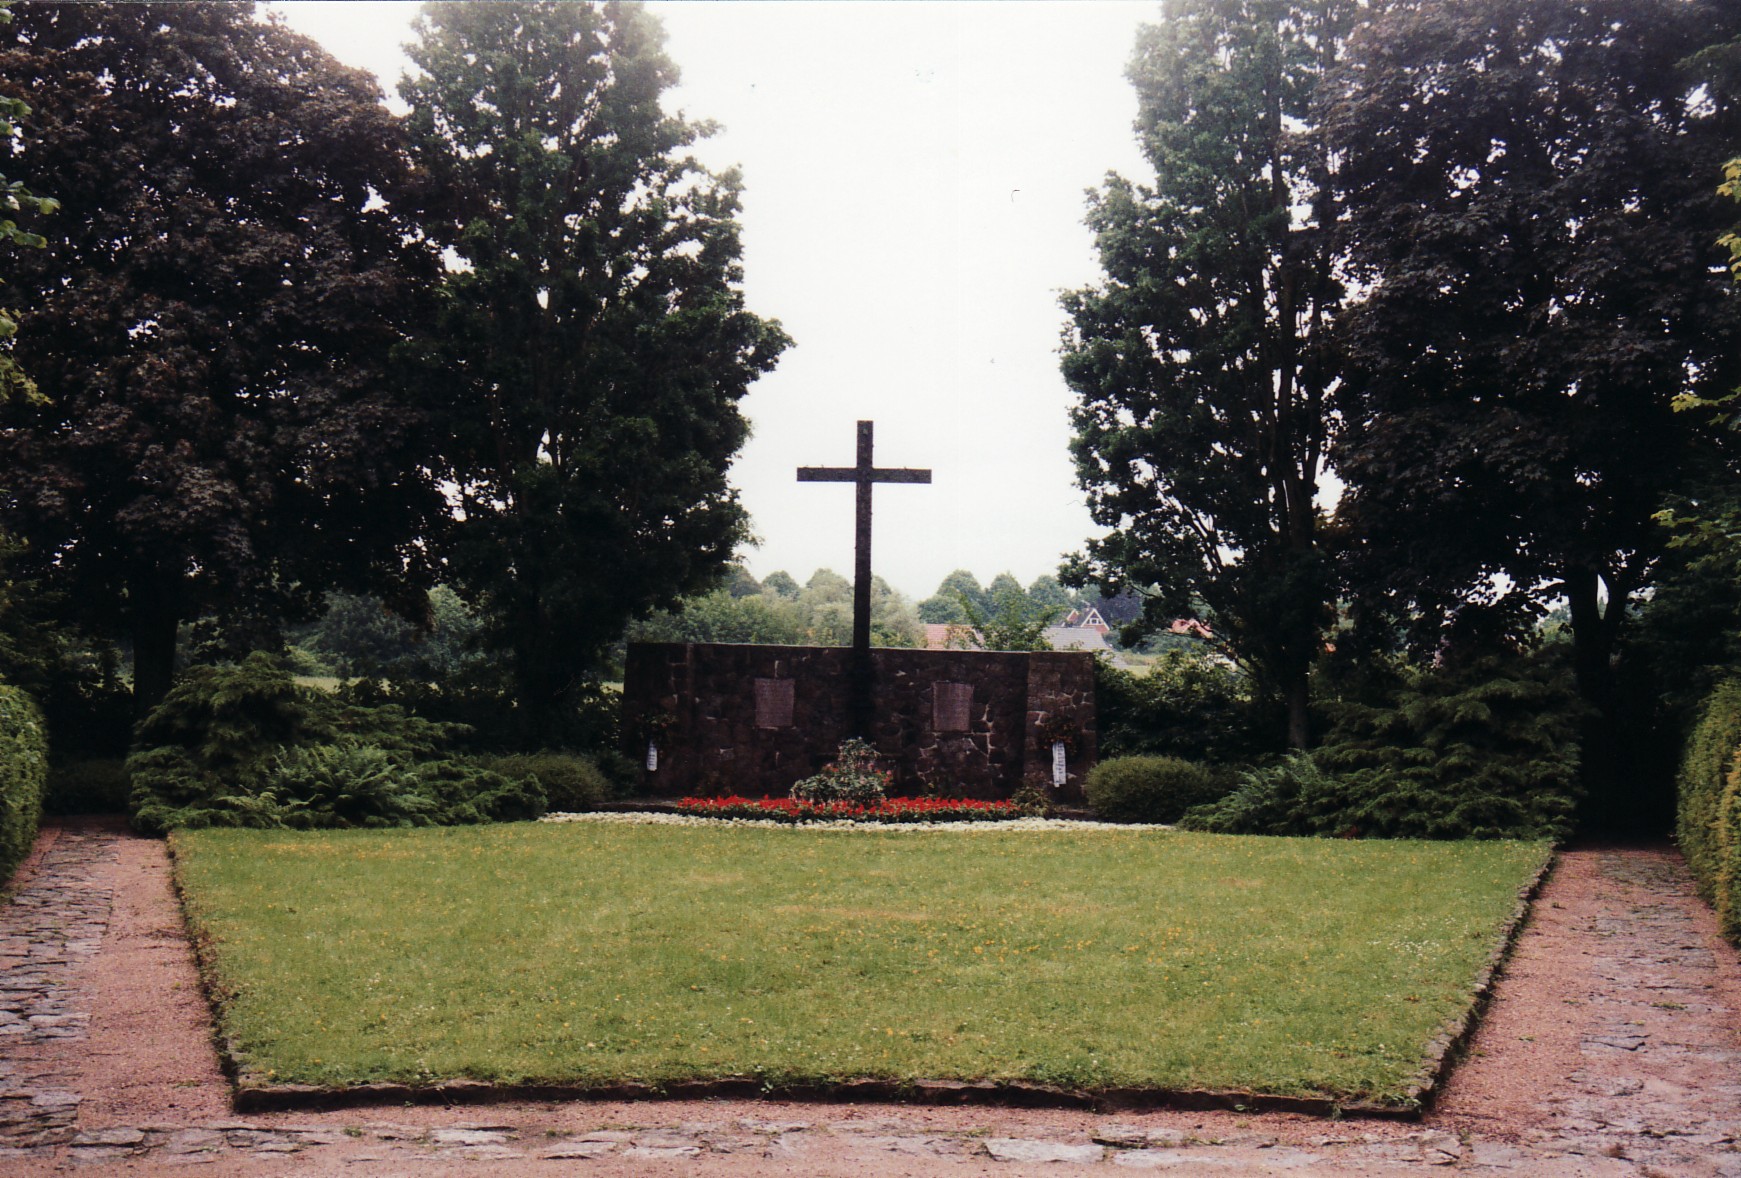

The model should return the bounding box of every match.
[172,823,1548,1103]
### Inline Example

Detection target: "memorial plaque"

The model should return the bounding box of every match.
[755,678,795,728]
[933,681,973,732]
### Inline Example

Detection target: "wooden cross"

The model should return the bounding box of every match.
[798,420,931,734]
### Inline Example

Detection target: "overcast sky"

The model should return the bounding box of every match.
[274,1,1157,601]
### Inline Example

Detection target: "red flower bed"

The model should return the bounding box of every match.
[675,795,1024,824]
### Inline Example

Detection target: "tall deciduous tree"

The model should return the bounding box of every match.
[402,1,788,742]
[0,0,55,406]
[1325,0,1741,807]
[0,3,442,717]
[1062,0,1358,747]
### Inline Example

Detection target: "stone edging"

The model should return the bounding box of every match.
[1391,846,1558,1114]
[227,1074,1421,1119]
[171,836,1557,1124]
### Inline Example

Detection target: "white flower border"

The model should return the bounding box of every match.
[540,811,1165,832]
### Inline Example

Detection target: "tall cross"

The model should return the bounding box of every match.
[798,420,931,735]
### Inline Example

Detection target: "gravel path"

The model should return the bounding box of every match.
[2,820,1739,1175]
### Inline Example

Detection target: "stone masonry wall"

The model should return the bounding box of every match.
[621,643,1097,800]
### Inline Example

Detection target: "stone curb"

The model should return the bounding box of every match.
[227,1074,1419,1119]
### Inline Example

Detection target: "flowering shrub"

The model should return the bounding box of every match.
[677,795,1022,824]
[789,738,891,805]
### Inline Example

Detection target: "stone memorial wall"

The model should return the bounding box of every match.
[621,643,1097,799]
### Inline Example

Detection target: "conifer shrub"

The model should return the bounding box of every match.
[1084,755,1232,824]
[0,684,47,885]
[1183,651,1583,840]
[127,655,544,834]
[1675,681,1741,941]
[1179,752,1336,835]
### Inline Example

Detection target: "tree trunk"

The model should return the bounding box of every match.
[128,576,180,721]
[1284,669,1311,751]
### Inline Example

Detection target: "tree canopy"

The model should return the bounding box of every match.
[1062,0,1356,747]
[1325,0,1741,805]
[402,1,788,741]
[0,2,442,715]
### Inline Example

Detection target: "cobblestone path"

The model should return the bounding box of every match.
[2,827,1740,1175]
[0,823,114,1155]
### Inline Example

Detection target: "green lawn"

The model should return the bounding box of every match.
[172,823,1547,1104]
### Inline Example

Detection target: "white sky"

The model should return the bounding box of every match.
[274,1,1157,601]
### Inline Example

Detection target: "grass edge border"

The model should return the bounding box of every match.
[1382,844,1558,1117]
[168,831,1557,1122]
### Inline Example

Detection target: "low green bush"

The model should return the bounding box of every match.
[127,655,544,834]
[44,758,131,815]
[1185,651,1582,841]
[265,745,434,829]
[411,760,545,824]
[1094,652,1283,764]
[790,738,890,806]
[1083,755,1231,825]
[1676,681,1741,941]
[0,684,47,885]
[483,752,609,813]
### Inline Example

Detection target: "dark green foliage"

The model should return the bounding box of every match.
[0,682,44,884]
[402,760,545,826]
[403,1,787,743]
[1094,652,1283,764]
[1327,0,1741,816]
[0,3,443,718]
[1063,0,1356,748]
[43,758,128,816]
[0,0,56,405]
[1185,653,1583,840]
[1675,682,1741,940]
[263,745,435,830]
[482,752,609,813]
[125,655,540,834]
[1179,753,1340,835]
[292,587,485,682]
[1083,755,1232,825]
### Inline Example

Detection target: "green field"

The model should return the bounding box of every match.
[172,823,1547,1104]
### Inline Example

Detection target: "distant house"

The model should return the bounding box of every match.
[1169,618,1213,641]
[1061,607,1110,633]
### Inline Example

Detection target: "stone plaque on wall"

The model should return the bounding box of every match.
[755,678,795,728]
[933,681,973,732]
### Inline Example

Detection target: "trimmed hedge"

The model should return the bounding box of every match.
[1676,681,1741,942]
[1083,755,1231,825]
[0,685,47,886]
[482,752,610,813]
